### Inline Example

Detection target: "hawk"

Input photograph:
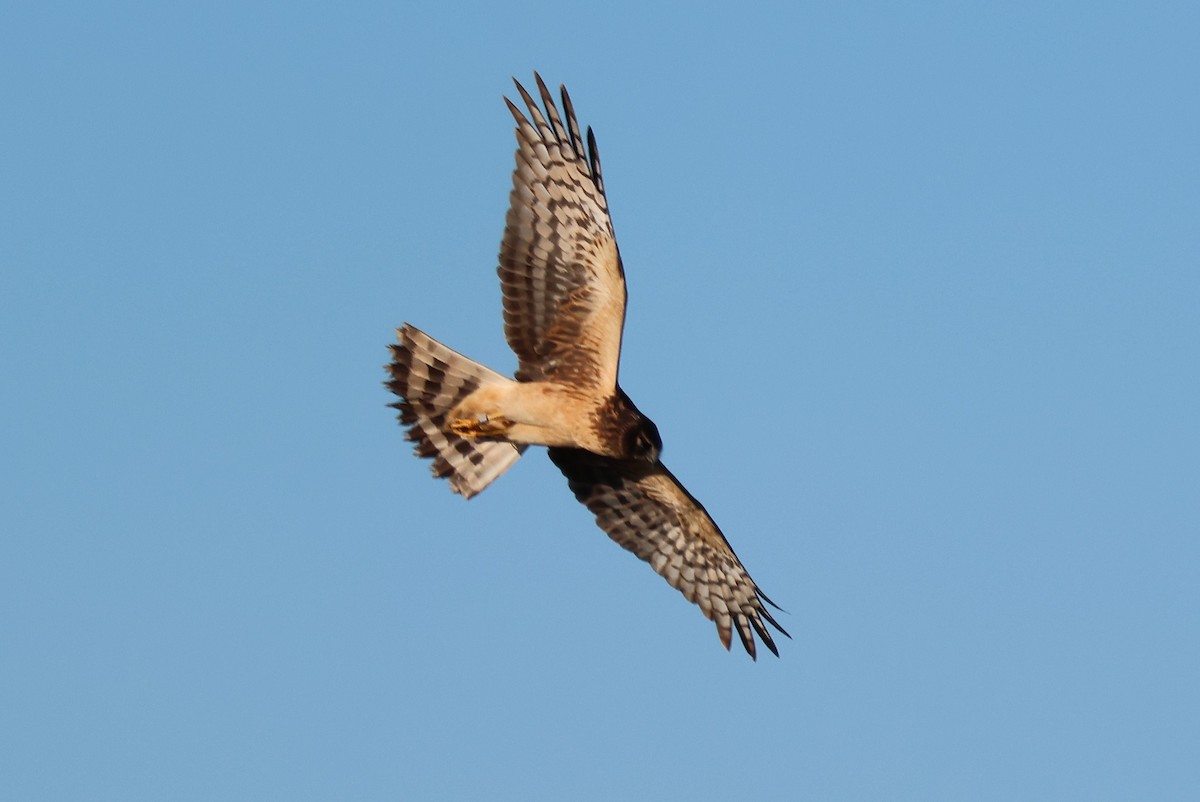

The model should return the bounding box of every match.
[387,74,788,658]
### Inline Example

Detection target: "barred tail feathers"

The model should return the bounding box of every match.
[386,324,524,498]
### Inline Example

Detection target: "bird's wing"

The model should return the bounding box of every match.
[499,74,625,391]
[548,448,789,658]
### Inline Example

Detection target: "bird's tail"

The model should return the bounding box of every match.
[386,324,525,498]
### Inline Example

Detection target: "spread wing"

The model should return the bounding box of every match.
[548,448,789,659]
[499,74,626,391]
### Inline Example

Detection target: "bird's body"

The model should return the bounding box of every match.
[387,74,787,658]
[445,374,652,458]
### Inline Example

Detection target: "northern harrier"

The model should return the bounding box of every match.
[387,74,788,658]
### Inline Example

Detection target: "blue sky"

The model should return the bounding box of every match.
[3,2,1198,799]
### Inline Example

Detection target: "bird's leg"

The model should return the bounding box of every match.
[447,413,513,438]
[446,385,514,439]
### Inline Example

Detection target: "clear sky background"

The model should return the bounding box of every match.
[3,2,1198,800]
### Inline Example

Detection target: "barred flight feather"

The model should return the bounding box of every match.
[499,74,625,392]
[387,324,524,498]
[548,447,789,660]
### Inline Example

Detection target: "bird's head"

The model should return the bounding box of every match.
[625,415,662,463]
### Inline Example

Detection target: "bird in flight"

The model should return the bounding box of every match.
[386,74,788,658]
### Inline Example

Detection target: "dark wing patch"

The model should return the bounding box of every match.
[498,73,626,391]
[548,448,789,659]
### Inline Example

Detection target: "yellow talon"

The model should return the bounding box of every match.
[448,415,510,438]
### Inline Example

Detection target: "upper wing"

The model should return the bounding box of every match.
[499,74,626,391]
[548,448,789,659]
